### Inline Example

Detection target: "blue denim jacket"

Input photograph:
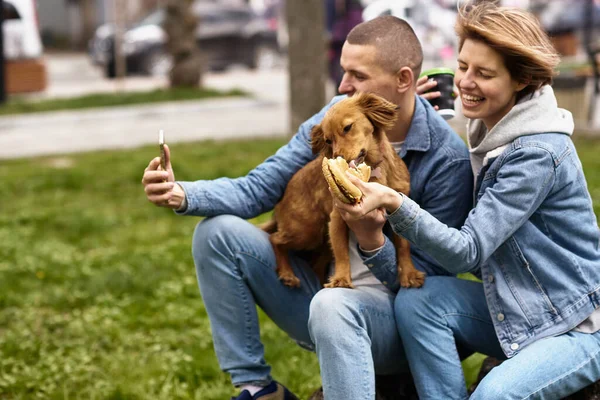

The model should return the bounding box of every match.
[389,132,600,357]
[177,95,473,290]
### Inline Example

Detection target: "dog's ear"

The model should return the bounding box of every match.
[310,123,326,155]
[355,92,398,132]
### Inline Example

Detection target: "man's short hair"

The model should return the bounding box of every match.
[347,16,423,79]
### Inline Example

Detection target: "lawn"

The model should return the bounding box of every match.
[1,136,599,399]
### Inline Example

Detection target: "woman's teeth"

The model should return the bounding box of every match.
[462,94,484,103]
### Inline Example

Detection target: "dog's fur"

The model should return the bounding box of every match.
[262,92,425,289]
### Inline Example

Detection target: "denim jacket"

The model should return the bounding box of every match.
[177,95,473,291]
[388,132,600,357]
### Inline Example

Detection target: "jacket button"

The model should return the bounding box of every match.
[497,313,505,322]
[382,281,388,285]
[367,264,374,268]
[510,343,519,351]
[488,275,494,283]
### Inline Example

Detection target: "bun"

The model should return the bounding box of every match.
[322,157,371,204]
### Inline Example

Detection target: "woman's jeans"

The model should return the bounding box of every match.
[395,276,600,400]
[192,215,408,399]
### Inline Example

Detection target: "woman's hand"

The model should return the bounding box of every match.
[416,75,441,103]
[333,172,404,221]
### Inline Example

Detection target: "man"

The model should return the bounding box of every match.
[142,16,473,400]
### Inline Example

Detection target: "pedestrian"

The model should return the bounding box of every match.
[142,15,473,400]
[333,3,600,399]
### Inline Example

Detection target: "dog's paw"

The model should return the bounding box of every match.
[324,277,354,289]
[400,269,426,288]
[279,273,301,288]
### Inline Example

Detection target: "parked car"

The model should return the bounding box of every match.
[2,0,43,60]
[88,1,281,78]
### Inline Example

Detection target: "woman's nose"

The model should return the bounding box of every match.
[458,73,475,90]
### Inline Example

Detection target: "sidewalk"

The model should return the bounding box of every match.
[0,54,291,160]
[0,97,288,159]
[1,53,598,160]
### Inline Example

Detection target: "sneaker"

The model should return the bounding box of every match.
[232,381,299,400]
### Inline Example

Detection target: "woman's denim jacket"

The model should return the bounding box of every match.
[388,132,600,357]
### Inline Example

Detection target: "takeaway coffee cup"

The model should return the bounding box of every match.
[419,67,456,120]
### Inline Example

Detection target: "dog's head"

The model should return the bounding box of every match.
[310,92,398,164]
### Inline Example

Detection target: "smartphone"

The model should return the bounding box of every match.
[159,129,166,171]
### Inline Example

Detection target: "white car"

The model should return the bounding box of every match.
[3,0,43,60]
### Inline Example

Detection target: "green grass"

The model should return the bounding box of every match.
[0,87,247,116]
[1,136,599,399]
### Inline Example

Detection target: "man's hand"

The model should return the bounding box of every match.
[142,144,185,209]
[344,207,387,251]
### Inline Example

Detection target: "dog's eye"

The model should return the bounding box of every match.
[325,139,332,145]
[343,124,353,133]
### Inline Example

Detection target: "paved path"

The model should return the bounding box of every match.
[1,53,598,160]
[0,97,288,159]
[0,54,291,160]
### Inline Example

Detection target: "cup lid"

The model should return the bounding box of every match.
[419,67,455,78]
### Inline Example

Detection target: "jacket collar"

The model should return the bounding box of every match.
[398,96,432,158]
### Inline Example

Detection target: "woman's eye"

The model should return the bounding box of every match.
[343,124,353,133]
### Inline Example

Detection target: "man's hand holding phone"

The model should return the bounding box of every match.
[142,130,186,210]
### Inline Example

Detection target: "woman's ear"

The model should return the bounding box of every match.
[396,66,414,94]
[516,82,528,92]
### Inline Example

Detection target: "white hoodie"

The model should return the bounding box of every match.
[467,85,574,179]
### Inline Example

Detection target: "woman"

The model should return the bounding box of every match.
[334,3,600,399]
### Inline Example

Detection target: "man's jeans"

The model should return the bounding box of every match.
[395,276,600,400]
[192,215,408,399]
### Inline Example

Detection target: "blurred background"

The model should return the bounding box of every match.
[1,0,599,159]
[2,2,600,398]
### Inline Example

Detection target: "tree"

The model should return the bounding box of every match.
[162,0,202,88]
[285,0,327,134]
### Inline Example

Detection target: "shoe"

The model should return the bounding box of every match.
[231,381,299,400]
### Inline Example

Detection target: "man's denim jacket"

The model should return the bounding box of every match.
[177,95,473,288]
[389,132,600,357]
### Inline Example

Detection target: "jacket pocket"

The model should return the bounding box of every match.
[496,238,558,328]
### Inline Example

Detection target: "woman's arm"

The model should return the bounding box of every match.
[337,146,556,275]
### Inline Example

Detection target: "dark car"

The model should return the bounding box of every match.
[88,1,281,78]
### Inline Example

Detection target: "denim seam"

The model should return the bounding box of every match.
[441,312,494,325]
[358,305,375,399]
[523,347,600,399]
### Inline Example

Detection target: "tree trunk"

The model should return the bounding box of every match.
[163,0,202,88]
[79,0,97,49]
[285,0,327,135]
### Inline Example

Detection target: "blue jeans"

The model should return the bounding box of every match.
[395,276,600,399]
[192,215,408,398]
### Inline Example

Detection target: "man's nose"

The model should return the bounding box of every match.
[338,74,353,95]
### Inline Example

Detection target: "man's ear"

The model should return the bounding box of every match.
[355,92,398,132]
[396,66,414,94]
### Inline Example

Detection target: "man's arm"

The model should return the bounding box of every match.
[142,97,344,219]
